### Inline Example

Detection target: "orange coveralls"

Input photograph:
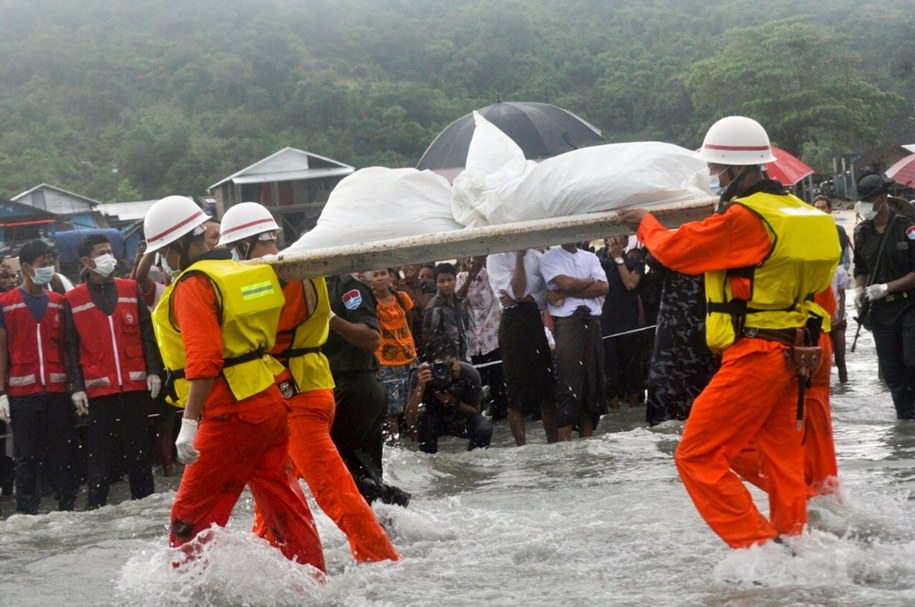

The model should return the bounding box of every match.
[253,279,400,562]
[731,288,839,497]
[168,274,325,571]
[804,288,839,494]
[638,206,807,548]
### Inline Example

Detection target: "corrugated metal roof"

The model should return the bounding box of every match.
[231,166,354,185]
[12,183,103,206]
[209,147,354,190]
[99,200,159,222]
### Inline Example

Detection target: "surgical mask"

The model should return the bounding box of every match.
[158,252,180,280]
[708,169,725,196]
[91,253,117,277]
[31,266,55,286]
[857,201,877,221]
[230,248,241,262]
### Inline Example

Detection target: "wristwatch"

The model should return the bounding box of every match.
[613,257,625,266]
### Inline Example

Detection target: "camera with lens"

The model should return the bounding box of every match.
[429,360,453,391]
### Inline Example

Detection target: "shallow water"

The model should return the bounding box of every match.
[2,300,915,606]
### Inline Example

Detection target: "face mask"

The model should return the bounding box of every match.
[857,201,876,221]
[91,253,117,277]
[230,248,241,262]
[158,251,180,280]
[708,169,725,196]
[31,266,56,286]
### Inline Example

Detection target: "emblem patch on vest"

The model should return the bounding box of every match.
[907,225,915,241]
[342,289,362,310]
[125,312,135,324]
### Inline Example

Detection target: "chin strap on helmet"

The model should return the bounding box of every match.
[719,165,756,205]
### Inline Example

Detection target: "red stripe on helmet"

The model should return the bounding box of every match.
[148,209,207,243]
[703,144,771,152]
[222,217,276,237]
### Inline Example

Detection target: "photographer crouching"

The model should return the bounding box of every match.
[405,339,493,453]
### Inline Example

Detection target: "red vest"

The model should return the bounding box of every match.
[0,288,69,396]
[66,279,147,398]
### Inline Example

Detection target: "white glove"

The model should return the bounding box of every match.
[865,283,889,302]
[71,391,89,416]
[175,418,200,465]
[0,394,10,423]
[147,374,161,400]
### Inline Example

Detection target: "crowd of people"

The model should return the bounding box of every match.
[0,114,913,574]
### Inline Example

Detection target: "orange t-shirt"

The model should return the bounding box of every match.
[375,290,416,366]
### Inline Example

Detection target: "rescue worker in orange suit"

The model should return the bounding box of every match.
[219,202,400,563]
[64,234,161,509]
[143,195,324,572]
[618,116,839,549]
[0,240,81,514]
[729,286,839,498]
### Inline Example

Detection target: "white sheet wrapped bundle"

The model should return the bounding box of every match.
[451,111,711,226]
[287,112,713,254]
[286,166,462,251]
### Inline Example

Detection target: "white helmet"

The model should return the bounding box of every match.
[144,195,210,253]
[218,202,282,247]
[697,116,777,165]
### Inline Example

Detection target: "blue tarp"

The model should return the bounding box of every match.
[51,229,127,264]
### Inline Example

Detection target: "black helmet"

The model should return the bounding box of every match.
[856,171,895,201]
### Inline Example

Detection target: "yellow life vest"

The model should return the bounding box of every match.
[279,276,335,392]
[152,259,286,407]
[704,191,839,354]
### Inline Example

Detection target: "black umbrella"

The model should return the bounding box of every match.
[416,101,605,178]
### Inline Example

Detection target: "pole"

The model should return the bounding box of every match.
[255,199,716,281]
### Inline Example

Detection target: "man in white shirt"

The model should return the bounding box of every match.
[487,249,558,445]
[539,243,609,440]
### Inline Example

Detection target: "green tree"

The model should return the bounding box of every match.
[685,19,905,155]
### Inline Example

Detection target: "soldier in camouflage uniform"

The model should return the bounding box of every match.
[644,256,719,426]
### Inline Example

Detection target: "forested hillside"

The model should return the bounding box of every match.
[0,0,912,202]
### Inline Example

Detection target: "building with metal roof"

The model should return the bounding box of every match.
[209,147,354,243]
[13,183,109,229]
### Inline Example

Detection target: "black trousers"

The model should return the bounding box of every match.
[331,372,387,486]
[417,410,493,454]
[872,301,915,419]
[86,391,154,509]
[603,331,644,401]
[1,421,14,495]
[9,392,80,514]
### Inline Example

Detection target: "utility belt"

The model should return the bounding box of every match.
[876,289,915,304]
[741,327,797,347]
[166,347,267,381]
[281,346,322,359]
[743,319,823,432]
